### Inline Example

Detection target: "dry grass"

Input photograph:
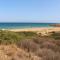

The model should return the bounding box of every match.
[0,30,60,60]
[0,45,41,60]
[16,36,60,60]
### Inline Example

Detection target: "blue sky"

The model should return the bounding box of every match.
[0,0,60,23]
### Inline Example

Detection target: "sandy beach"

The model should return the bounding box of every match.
[7,27,60,33]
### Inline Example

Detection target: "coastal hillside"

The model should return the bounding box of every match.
[50,24,60,27]
[0,30,60,60]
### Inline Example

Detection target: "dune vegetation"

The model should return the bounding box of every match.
[0,30,60,60]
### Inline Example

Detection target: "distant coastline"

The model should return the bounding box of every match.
[0,23,60,34]
[50,24,60,27]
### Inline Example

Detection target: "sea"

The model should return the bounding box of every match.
[0,23,56,29]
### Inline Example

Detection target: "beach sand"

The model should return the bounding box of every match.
[7,27,60,33]
[6,27,60,36]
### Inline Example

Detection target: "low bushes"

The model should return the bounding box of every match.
[0,30,60,60]
[0,30,37,44]
[49,32,60,40]
[17,39,39,52]
[0,30,21,44]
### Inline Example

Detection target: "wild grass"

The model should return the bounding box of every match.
[0,30,60,60]
[0,30,37,44]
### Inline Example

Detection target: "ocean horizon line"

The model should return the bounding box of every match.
[0,22,60,24]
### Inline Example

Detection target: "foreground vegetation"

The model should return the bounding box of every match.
[0,30,37,44]
[0,30,60,60]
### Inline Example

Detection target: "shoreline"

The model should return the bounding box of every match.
[4,27,60,33]
[1,27,60,37]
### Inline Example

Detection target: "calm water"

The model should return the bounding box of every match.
[0,23,55,29]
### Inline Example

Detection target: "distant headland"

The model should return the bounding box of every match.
[50,24,60,27]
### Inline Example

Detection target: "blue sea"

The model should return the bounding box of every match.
[0,23,56,29]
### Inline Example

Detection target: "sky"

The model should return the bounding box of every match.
[0,0,60,23]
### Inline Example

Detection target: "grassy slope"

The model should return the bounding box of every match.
[0,30,37,44]
[0,30,60,60]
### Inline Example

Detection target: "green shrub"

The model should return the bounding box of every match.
[0,30,37,44]
[0,30,21,44]
[49,32,60,40]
